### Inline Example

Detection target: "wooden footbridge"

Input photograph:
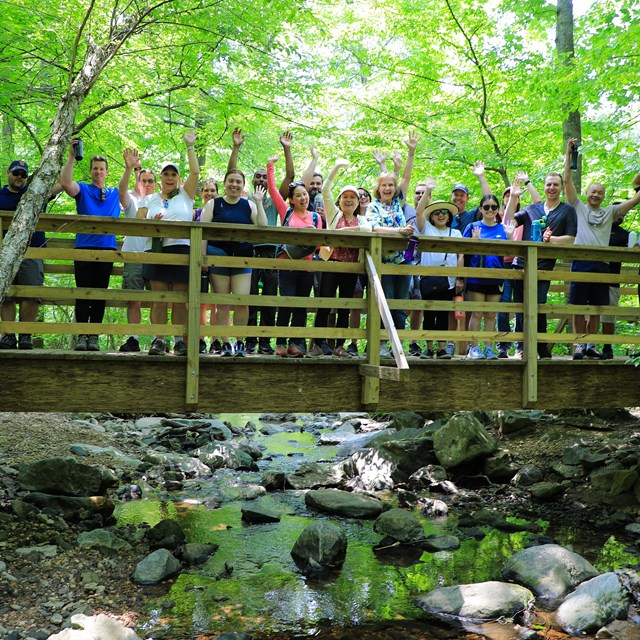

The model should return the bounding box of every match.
[1,212,640,413]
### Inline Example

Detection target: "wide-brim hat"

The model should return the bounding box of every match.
[424,200,458,218]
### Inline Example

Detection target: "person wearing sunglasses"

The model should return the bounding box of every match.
[60,140,121,352]
[463,194,515,359]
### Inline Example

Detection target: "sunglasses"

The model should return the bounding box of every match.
[482,204,499,211]
[288,181,305,190]
[100,188,106,202]
[11,170,27,178]
[432,209,450,215]
[140,178,155,184]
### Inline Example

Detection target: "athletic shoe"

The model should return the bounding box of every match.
[287,344,304,358]
[602,347,614,360]
[513,349,524,360]
[332,346,350,358]
[87,335,100,352]
[346,342,359,357]
[220,342,234,357]
[537,345,553,359]
[420,348,434,359]
[275,344,288,357]
[234,340,246,357]
[0,334,17,349]
[245,342,256,355]
[120,336,140,352]
[444,343,455,358]
[75,334,88,352]
[573,344,585,360]
[321,342,333,356]
[408,342,422,357]
[497,348,509,359]
[584,344,604,360]
[484,346,498,360]
[467,346,485,360]
[173,340,188,356]
[209,339,222,354]
[436,348,451,359]
[380,343,392,359]
[199,339,207,354]
[149,338,167,356]
[309,344,324,357]
[259,344,275,355]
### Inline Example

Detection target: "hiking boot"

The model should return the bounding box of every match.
[209,339,222,354]
[537,345,552,359]
[245,342,256,355]
[173,340,188,356]
[75,334,88,351]
[149,338,167,355]
[309,344,324,357]
[259,343,275,355]
[602,347,614,360]
[420,348,434,359]
[87,335,100,351]
[484,346,498,360]
[234,340,246,357]
[467,346,485,360]
[321,342,333,356]
[332,346,350,358]
[497,348,509,359]
[436,348,451,359]
[584,344,604,360]
[0,333,17,349]
[408,342,422,357]
[346,342,359,357]
[275,344,288,357]
[287,344,305,358]
[220,342,234,357]
[380,343,392,358]
[17,334,33,350]
[199,339,207,354]
[120,336,140,352]
[572,344,585,360]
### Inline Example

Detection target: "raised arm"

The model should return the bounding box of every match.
[472,161,491,197]
[503,178,525,225]
[301,146,319,190]
[564,138,579,205]
[59,139,80,198]
[278,131,295,199]
[392,151,402,180]
[373,149,388,174]
[182,129,200,200]
[227,127,244,172]
[323,159,349,228]
[415,182,432,232]
[515,171,542,204]
[617,184,640,217]
[118,148,139,208]
[250,185,268,226]
[399,130,419,199]
[266,156,288,222]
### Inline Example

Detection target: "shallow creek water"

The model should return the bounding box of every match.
[115,414,637,639]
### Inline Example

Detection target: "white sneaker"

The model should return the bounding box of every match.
[380,343,392,358]
[467,346,485,360]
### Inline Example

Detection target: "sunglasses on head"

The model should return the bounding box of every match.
[288,181,305,190]
[11,170,27,178]
[482,204,499,211]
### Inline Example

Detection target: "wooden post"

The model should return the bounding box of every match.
[523,245,538,406]
[362,236,382,405]
[186,226,203,410]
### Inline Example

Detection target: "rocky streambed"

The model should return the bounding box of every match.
[1,409,640,640]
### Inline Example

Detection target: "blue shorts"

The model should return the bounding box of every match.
[207,244,251,277]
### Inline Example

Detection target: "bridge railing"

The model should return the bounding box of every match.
[1,211,640,408]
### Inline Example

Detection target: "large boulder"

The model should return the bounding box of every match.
[433,414,497,468]
[47,613,141,639]
[21,493,114,519]
[286,463,343,490]
[291,520,347,575]
[305,489,383,519]
[77,529,132,553]
[146,519,186,550]
[19,458,104,496]
[196,442,258,472]
[501,544,599,600]
[373,508,424,544]
[414,581,533,621]
[132,548,182,584]
[556,572,629,635]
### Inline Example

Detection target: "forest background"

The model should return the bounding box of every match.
[0,0,639,347]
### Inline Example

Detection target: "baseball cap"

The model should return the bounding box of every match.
[337,185,359,199]
[451,183,469,195]
[9,160,28,174]
[159,162,180,174]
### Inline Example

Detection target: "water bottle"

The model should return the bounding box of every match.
[454,295,465,321]
[531,220,542,242]
[629,231,638,248]
[403,235,419,262]
[314,193,324,212]
[74,138,83,162]
[570,142,579,170]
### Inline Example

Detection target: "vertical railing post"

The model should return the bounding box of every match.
[362,235,382,405]
[522,245,538,407]
[185,226,203,410]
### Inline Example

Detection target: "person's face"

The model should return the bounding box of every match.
[379,178,397,201]
[358,190,371,207]
[224,173,245,198]
[291,185,309,209]
[201,182,218,203]
[430,209,450,229]
[480,199,499,221]
[451,189,468,213]
[160,169,180,193]
[7,168,27,192]
[339,190,359,213]
[138,172,156,196]
[544,175,563,200]
[309,176,323,196]
[414,186,427,208]
[586,183,605,208]
[90,160,108,186]
[253,170,267,190]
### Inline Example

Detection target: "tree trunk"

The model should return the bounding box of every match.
[556,0,582,191]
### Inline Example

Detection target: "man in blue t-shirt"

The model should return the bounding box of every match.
[0,160,49,350]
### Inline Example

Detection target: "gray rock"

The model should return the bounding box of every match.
[421,534,460,552]
[336,429,395,457]
[132,548,182,584]
[241,505,282,524]
[18,458,103,496]
[15,544,57,558]
[511,465,543,487]
[144,451,211,477]
[147,519,186,550]
[433,414,497,468]
[182,543,218,565]
[291,519,347,574]
[305,489,383,519]
[389,412,425,430]
[420,499,449,518]
[591,467,639,496]
[22,493,114,518]
[530,482,564,500]
[47,613,142,639]
[261,471,287,491]
[286,463,343,490]
[10,499,39,519]
[414,581,533,621]
[625,523,640,536]
[77,529,132,553]
[556,572,629,635]
[563,444,608,470]
[318,425,357,445]
[68,444,143,469]
[373,508,424,544]
[214,633,255,640]
[502,544,599,600]
[495,410,538,435]
[550,462,583,480]
[483,451,518,482]
[407,465,448,490]
[197,442,259,472]
[206,420,233,441]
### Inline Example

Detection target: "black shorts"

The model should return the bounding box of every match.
[143,245,190,283]
[466,281,503,296]
[569,260,610,306]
